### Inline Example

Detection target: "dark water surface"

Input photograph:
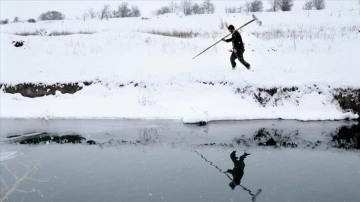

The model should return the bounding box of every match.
[1,119,359,202]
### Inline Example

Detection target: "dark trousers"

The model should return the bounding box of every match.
[230,49,250,68]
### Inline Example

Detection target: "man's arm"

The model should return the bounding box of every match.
[222,38,232,43]
[239,152,250,162]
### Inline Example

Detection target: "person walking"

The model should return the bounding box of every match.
[226,151,250,190]
[222,25,251,70]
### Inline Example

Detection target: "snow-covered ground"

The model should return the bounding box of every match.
[1,1,359,121]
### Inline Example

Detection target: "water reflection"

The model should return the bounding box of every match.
[0,161,45,201]
[225,151,261,201]
[6,132,92,145]
[195,150,262,201]
[1,120,360,202]
[226,151,250,189]
[4,122,360,150]
[331,124,360,149]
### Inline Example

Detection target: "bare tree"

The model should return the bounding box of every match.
[312,0,325,10]
[180,0,193,15]
[130,6,141,17]
[1,162,44,201]
[118,2,130,17]
[225,6,243,13]
[245,0,263,12]
[12,16,20,23]
[225,7,236,13]
[114,3,141,17]
[38,11,65,21]
[268,0,278,12]
[87,8,97,19]
[99,4,111,20]
[202,0,215,14]
[169,1,179,13]
[27,18,36,23]
[303,0,313,10]
[191,3,204,14]
[277,0,294,11]
[82,13,88,21]
[0,19,9,24]
[157,0,213,16]
[155,6,172,15]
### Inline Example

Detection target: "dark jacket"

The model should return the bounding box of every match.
[225,30,244,50]
[228,151,249,186]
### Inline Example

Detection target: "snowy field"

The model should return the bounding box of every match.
[1,0,359,121]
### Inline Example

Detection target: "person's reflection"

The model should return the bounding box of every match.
[195,149,261,201]
[226,151,250,190]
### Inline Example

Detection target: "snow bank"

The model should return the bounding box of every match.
[1,1,359,121]
[1,83,358,121]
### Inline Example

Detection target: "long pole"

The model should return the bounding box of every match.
[192,18,256,60]
[194,150,262,201]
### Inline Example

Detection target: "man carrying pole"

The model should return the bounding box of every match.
[226,151,251,190]
[192,15,262,71]
[222,25,251,70]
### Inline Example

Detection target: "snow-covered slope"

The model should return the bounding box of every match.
[1,1,359,121]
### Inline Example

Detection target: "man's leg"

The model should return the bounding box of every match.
[236,49,250,69]
[230,52,237,69]
[230,151,237,163]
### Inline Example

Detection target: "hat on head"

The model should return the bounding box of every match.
[228,25,235,30]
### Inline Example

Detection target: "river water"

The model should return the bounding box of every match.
[0,119,359,202]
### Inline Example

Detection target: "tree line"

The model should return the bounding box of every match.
[0,0,329,25]
[86,2,141,21]
[0,2,141,24]
[226,0,326,13]
[154,0,215,16]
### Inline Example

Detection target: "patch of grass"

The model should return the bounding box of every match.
[11,30,95,36]
[142,30,200,38]
[251,26,359,40]
[12,31,38,36]
[51,31,95,36]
